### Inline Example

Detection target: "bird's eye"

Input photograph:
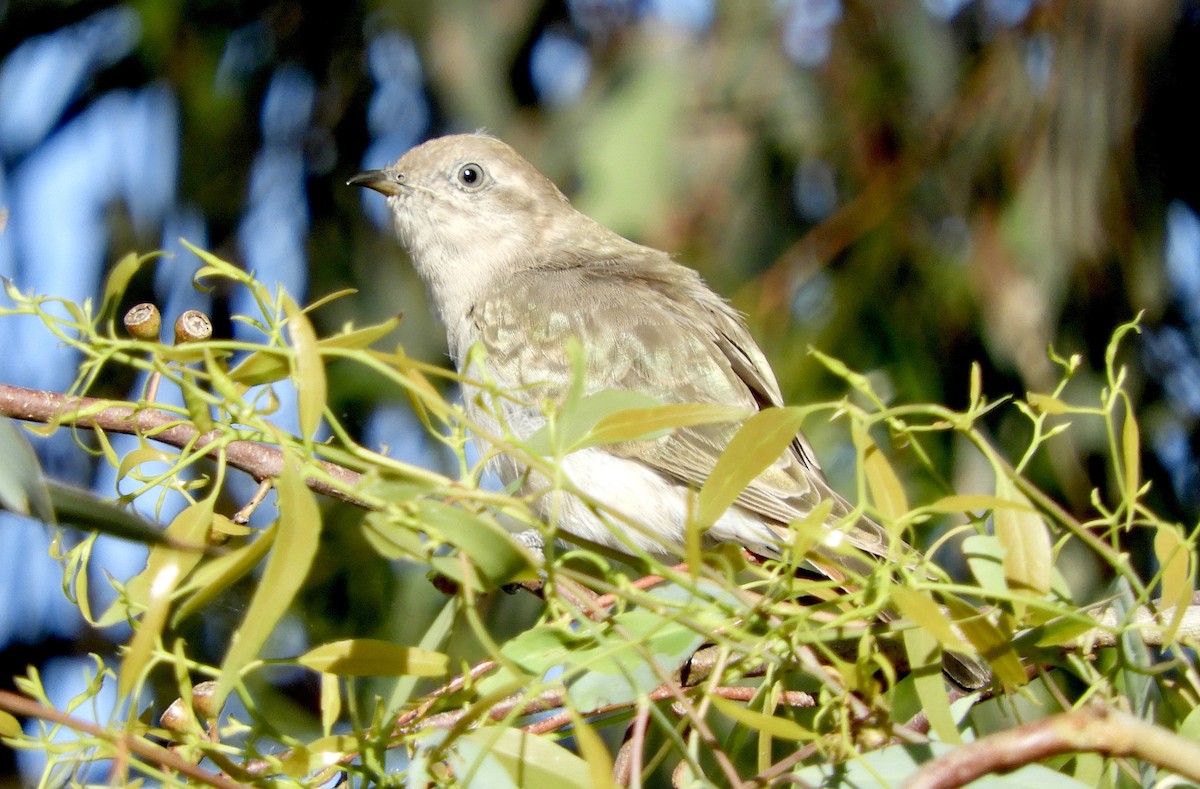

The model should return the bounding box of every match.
[457,163,485,189]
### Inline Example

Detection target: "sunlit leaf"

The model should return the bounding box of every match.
[582,403,748,449]
[173,524,276,624]
[696,407,806,531]
[566,705,617,789]
[525,389,660,457]
[215,458,320,706]
[891,586,969,652]
[863,442,907,521]
[1122,396,1140,519]
[320,673,340,737]
[296,639,447,677]
[710,695,815,741]
[227,350,289,386]
[942,596,1026,689]
[418,501,537,584]
[962,534,1009,599]
[926,495,1032,515]
[320,315,401,350]
[1026,392,1073,414]
[119,499,214,698]
[283,295,326,442]
[0,710,21,738]
[1154,524,1194,642]
[992,485,1052,595]
[901,627,960,744]
[447,726,593,789]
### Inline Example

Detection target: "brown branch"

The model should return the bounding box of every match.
[904,703,1200,789]
[0,689,251,789]
[0,382,364,505]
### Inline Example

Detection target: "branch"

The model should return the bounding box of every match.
[0,383,364,506]
[0,689,251,789]
[904,703,1200,789]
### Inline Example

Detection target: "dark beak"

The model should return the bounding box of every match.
[347,169,404,196]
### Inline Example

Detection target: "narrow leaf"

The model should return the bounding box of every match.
[119,499,214,698]
[0,418,54,523]
[583,403,748,448]
[227,350,289,386]
[173,524,277,623]
[891,586,969,652]
[320,673,340,736]
[296,639,448,677]
[566,706,617,789]
[283,295,326,442]
[100,251,151,322]
[992,485,1052,595]
[0,709,21,737]
[1122,396,1140,516]
[1026,392,1073,414]
[1154,524,1194,642]
[447,727,593,789]
[216,458,321,706]
[901,627,960,744]
[696,407,806,530]
[926,494,1033,515]
[863,443,907,521]
[710,695,815,741]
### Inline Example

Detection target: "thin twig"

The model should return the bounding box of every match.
[0,690,250,789]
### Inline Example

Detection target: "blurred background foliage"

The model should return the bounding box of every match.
[1,0,1199,783]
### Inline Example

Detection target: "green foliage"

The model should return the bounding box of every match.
[1,253,1198,787]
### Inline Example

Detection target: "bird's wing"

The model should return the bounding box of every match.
[472,259,889,560]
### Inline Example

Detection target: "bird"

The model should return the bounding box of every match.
[349,133,988,689]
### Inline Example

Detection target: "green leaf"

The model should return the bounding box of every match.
[119,498,214,698]
[319,315,402,350]
[295,639,447,677]
[173,524,277,624]
[447,726,594,789]
[418,501,537,584]
[863,442,907,521]
[227,350,289,386]
[942,596,1026,689]
[1122,395,1140,516]
[709,695,815,741]
[926,494,1030,515]
[361,510,427,560]
[901,626,960,744]
[962,534,1009,599]
[228,317,402,387]
[0,418,54,523]
[565,705,618,789]
[695,406,806,531]
[283,295,326,442]
[215,457,321,706]
[992,485,1052,595]
[567,596,706,710]
[891,586,969,652]
[0,709,21,738]
[47,480,178,547]
[525,389,661,456]
[320,673,340,737]
[1154,524,1194,642]
[100,251,154,322]
[1026,392,1073,414]
[582,403,748,449]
